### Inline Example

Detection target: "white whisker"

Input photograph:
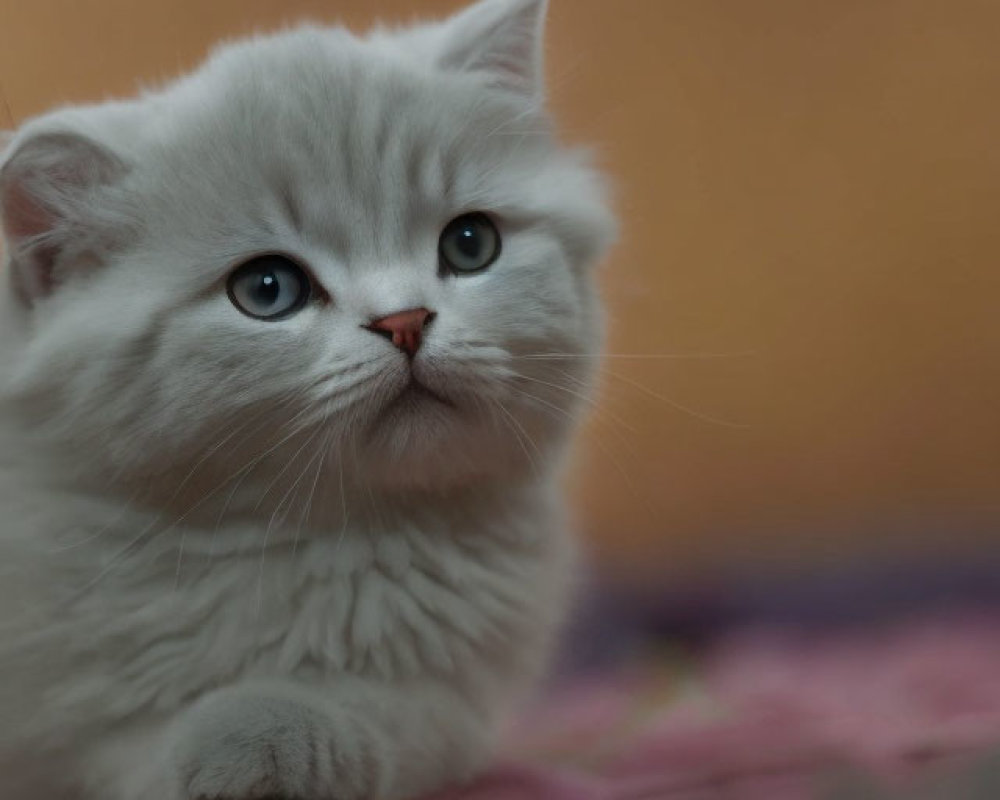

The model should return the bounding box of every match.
[514,351,756,360]
[508,385,658,520]
[256,412,331,616]
[489,398,543,479]
[602,367,750,429]
[506,368,636,435]
[293,424,332,558]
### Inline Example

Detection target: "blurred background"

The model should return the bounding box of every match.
[4,0,1000,614]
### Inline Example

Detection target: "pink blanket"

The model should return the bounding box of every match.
[432,612,1000,799]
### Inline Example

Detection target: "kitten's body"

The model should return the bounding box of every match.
[0,2,613,798]
[0,467,571,798]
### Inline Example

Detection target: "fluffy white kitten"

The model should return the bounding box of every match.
[0,0,613,798]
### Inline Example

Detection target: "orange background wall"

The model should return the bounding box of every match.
[3,1,999,576]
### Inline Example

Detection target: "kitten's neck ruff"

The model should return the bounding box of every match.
[1,430,559,558]
[0,401,563,542]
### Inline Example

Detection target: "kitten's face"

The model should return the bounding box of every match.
[0,1,613,495]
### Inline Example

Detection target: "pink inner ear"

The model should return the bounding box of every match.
[1,174,57,241]
[1,131,126,304]
[1,174,61,300]
[437,0,546,98]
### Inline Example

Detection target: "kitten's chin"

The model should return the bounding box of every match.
[358,394,519,491]
[354,362,558,490]
[382,377,455,417]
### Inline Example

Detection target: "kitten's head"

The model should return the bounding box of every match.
[0,0,613,500]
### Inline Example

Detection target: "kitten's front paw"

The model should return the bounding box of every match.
[173,689,367,800]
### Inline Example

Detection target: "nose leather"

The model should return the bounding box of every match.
[366,307,433,356]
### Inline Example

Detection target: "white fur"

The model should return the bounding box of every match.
[0,1,614,798]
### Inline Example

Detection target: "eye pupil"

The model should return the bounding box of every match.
[254,273,281,306]
[456,227,480,258]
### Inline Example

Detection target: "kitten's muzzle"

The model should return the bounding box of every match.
[364,307,435,357]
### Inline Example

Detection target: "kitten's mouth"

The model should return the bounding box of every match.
[388,376,454,411]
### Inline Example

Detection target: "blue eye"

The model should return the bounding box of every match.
[227,255,311,320]
[439,213,501,274]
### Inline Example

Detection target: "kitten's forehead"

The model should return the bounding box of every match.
[148,28,551,261]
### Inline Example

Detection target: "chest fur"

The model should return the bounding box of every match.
[8,511,571,740]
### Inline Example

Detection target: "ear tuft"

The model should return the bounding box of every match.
[436,0,548,99]
[0,131,125,303]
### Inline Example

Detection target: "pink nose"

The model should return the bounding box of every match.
[366,307,434,356]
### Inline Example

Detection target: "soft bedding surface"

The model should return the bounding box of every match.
[431,611,1000,799]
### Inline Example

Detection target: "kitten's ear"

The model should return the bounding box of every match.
[436,0,548,99]
[0,130,127,304]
